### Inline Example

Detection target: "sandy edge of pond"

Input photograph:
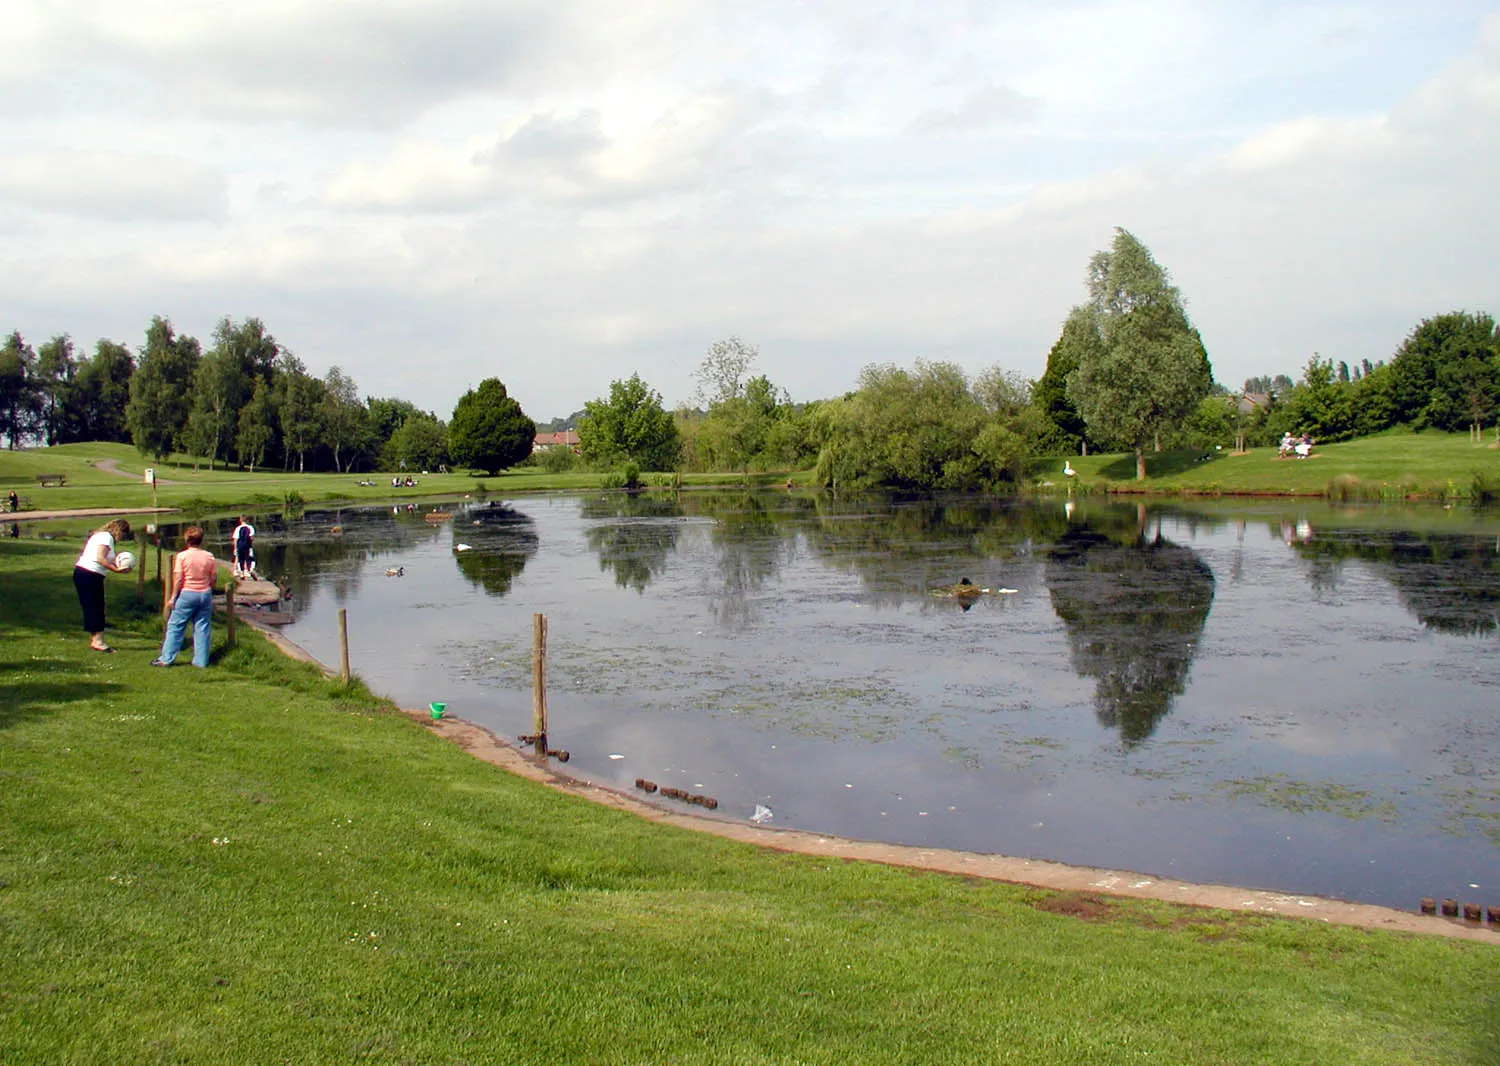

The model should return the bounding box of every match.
[239,616,1498,944]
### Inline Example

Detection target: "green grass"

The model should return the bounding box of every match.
[0,443,803,516]
[1043,428,1500,500]
[1,540,1497,1064]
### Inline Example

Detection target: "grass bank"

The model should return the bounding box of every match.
[1044,428,1500,500]
[2,540,1497,1064]
[0,442,801,517]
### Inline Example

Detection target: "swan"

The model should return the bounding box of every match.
[1063,461,1076,477]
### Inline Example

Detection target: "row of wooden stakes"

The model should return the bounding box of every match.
[1419,898,1499,924]
[635,779,719,810]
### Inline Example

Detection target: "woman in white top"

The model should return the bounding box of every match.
[73,518,132,653]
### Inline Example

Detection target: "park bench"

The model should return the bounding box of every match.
[36,473,66,487]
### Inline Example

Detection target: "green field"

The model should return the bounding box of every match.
[0,442,795,515]
[1,538,1497,1064]
[1047,428,1500,499]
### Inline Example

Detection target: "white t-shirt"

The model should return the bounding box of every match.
[75,531,115,575]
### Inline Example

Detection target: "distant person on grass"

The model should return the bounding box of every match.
[6,490,17,512]
[231,515,255,579]
[152,526,217,669]
[73,518,132,654]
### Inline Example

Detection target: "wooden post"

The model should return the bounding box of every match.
[338,608,350,684]
[155,537,163,583]
[225,582,236,647]
[161,551,174,620]
[531,613,548,756]
[136,546,145,603]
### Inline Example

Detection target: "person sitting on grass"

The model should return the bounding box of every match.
[73,518,132,654]
[152,526,217,669]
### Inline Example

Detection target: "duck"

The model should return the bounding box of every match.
[385,566,404,577]
[454,543,473,552]
[1063,461,1076,477]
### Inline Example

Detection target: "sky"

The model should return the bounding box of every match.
[1,1,1497,422]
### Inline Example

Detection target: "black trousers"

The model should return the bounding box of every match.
[74,567,106,633]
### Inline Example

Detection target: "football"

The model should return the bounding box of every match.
[115,550,136,571]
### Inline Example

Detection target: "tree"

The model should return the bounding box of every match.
[387,413,449,471]
[184,345,248,468]
[449,378,534,476]
[34,335,78,446]
[1065,229,1213,479]
[814,361,989,491]
[1031,318,1093,455]
[1388,312,1497,426]
[274,353,323,473]
[127,317,201,459]
[320,366,368,473]
[695,336,757,406]
[0,332,40,448]
[69,340,134,444]
[579,373,681,471]
[236,377,276,472]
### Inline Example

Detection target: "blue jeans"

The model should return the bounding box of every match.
[159,589,213,667]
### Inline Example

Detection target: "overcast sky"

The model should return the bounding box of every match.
[2,1,1496,421]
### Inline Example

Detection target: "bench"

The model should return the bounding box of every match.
[36,473,66,487]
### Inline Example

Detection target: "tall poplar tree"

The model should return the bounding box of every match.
[127,316,201,459]
[1065,229,1212,480]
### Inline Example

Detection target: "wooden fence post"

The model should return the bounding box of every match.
[532,613,548,756]
[136,546,145,603]
[338,607,350,684]
[225,582,236,647]
[161,551,173,620]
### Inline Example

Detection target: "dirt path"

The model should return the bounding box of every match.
[95,457,185,484]
[11,506,177,523]
[238,617,1499,943]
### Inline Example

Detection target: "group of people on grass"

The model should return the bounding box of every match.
[71,515,256,668]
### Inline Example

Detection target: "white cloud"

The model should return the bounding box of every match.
[0,3,1496,421]
[0,150,227,221]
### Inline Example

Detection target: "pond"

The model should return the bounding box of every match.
[193,493,1500,910]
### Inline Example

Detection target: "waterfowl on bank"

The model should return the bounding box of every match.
[1063,461,1076,477]
[454,543,473,552]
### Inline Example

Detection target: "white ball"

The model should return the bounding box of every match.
[115,550,136,571]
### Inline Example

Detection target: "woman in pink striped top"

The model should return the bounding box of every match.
[152,526,219,668]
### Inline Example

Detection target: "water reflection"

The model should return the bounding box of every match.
[1046,506,1216,745]
[1291,530,1500,636]
[580,494,683,593]
[450,504,539,598]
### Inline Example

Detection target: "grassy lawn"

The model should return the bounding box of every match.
[1048,428,1500,499]
[0,442,799,516]
[1,540,1497,1064]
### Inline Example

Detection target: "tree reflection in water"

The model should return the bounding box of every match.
[579,493,683,593]
[1046,509,1215,746]
[1289,529,1500,636]
[450,503,539,598]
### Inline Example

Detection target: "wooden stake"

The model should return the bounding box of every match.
[225,581,236,647]
[136,546,145,603]
[532,613,548,756]
[161,551,174,620]
[338,607,350,684]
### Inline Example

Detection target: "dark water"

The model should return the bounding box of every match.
[196,494,1500,909]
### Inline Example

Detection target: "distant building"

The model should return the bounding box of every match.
[532,430,580,453]
[1237,392,1271,416]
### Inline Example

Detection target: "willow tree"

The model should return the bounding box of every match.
[1065,229,1212,479]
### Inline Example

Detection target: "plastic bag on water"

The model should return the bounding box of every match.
[750,804,773,824]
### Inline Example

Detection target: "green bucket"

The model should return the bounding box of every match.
[429,702,447,721]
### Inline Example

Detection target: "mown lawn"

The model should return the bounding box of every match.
[1,540,1498,1065]
[0,442,795,516]
[1050,428,1500,498]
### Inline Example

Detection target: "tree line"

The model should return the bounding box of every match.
[4,231,1494,488]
